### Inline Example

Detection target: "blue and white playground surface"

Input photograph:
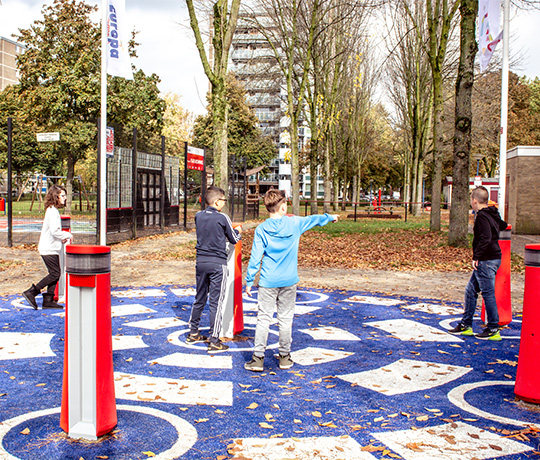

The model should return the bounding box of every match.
[0,286,538,459]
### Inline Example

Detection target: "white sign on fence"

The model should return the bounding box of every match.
[36,132,60,142]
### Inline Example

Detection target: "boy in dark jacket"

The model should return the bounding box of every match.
[449,186,507,341]
[187,186,241,353]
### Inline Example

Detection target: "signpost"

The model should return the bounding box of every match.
[187,146,204,171]
[183,143,206,228]
[36,132,60,142]
[106,127,114,158]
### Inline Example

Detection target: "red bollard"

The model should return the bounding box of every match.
[60,245,116,439]
[481,225,512,325]
[221,223,244,338]
[515,244,540,404]
[54,215,72,302]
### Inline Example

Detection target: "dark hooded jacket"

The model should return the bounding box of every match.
[472,205,508,261]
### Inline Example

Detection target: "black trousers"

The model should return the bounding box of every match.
[189,262,228,343]
[35,254,61,295]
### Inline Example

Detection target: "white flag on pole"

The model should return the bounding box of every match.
[106,0,133,79]
[478,0,502,72]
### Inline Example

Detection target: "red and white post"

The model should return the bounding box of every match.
[221,224,244,338]
[60,245,116,440]
[515,244,540,404]
[54,215,72,303]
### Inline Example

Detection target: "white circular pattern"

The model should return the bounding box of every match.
[242,290,329,304]
[167,326,280,352]
[11,297,34,310]
[0,405,198,460]
[448,381,540,428]
[439,318,521,340]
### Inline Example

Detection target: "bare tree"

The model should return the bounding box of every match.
[385,0,433,215]
[186,0,241,196]
[401,0,460,231]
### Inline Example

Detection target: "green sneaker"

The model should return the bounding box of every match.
[448,323,473,336]
[461,327,474,336]
[488,330,502,341]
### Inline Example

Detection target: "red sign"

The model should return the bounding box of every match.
[106,127,114,158]
[187,146,204,171]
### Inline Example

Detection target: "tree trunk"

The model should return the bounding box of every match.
[323,137,332,213]
[310,141,318,214]
[212,80,228,195]
[333,176,339,212]
[449,0,478,247]
[66,154,75,213]
[430,71,444,231]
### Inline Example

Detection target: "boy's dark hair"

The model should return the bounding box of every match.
[206,186,226,206]
[45,184,66,209]
[471,186,489,204]
[264,189,287,213]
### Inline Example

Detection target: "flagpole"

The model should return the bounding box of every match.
[498,0,509,220]
[100,0,107,246]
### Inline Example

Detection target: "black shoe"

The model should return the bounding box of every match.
[207,341,229,353]
[22,285,39,310]
[244,355,264,372]
[186,332,209,343]
[475,327,501,341]
[42,293,63,309]
[448,323,474,336]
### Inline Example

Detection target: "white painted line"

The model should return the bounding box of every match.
[294,305,321,315]
[374,421,533,460]
[112,335,148,351]
[291,347,354,366]
[365,318,461,342]
[124,317,188,330]
[401,303,463,316]
[150,352,232,369]
[167,328,279,353]
[112,289,166,298]
[0,332,56,361]
[345,295,403,306]
[114,372,233,406]
[111,304,156,317]
[299,326,360,342]
[448,381,540,428]
[338,359,472,395]
[170,288,197,297]
[230,436,377,460]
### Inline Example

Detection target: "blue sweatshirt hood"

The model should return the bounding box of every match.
[245,214,334,289]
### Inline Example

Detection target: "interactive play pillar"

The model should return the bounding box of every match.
[54,215,71,303]
[60,245,117,440]
[221,224,244,338]
[515,244,540,404]
[481,225,512,326]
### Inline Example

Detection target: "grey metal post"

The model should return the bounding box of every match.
[96,119,101,244]
[183,142,188,229]
[132,128,138,239]
[160,135,165,233]
[242,157,247,222]
[7,118,13,248]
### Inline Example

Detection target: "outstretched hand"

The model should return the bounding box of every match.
[332,215,339,222]
[246,286,252,297]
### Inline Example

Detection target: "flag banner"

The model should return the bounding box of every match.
[106,127,114,157]
[106,0,133,79]
[478,0,501,72]
[187,146,205,171]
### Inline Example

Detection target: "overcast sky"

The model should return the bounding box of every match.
[1,0,539,116]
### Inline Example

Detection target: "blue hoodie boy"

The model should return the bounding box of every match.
[245,214,335,289]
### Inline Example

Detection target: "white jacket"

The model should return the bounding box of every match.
[38,206,73,255]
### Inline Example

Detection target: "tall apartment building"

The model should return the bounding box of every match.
[230,14,320,198]
[0,37,24,91]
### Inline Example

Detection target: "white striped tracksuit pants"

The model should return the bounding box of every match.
[189,262,228,343]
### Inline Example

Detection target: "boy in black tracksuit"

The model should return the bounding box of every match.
[187,186,241,352]
[449,186,507,341]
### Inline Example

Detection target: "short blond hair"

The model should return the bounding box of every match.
[264,189,287,213]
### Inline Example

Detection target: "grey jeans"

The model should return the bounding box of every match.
[253,285,297,357]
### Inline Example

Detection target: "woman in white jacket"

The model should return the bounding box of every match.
[22,185,73,309]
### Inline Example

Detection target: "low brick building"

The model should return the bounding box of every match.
[506,146,540,234]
